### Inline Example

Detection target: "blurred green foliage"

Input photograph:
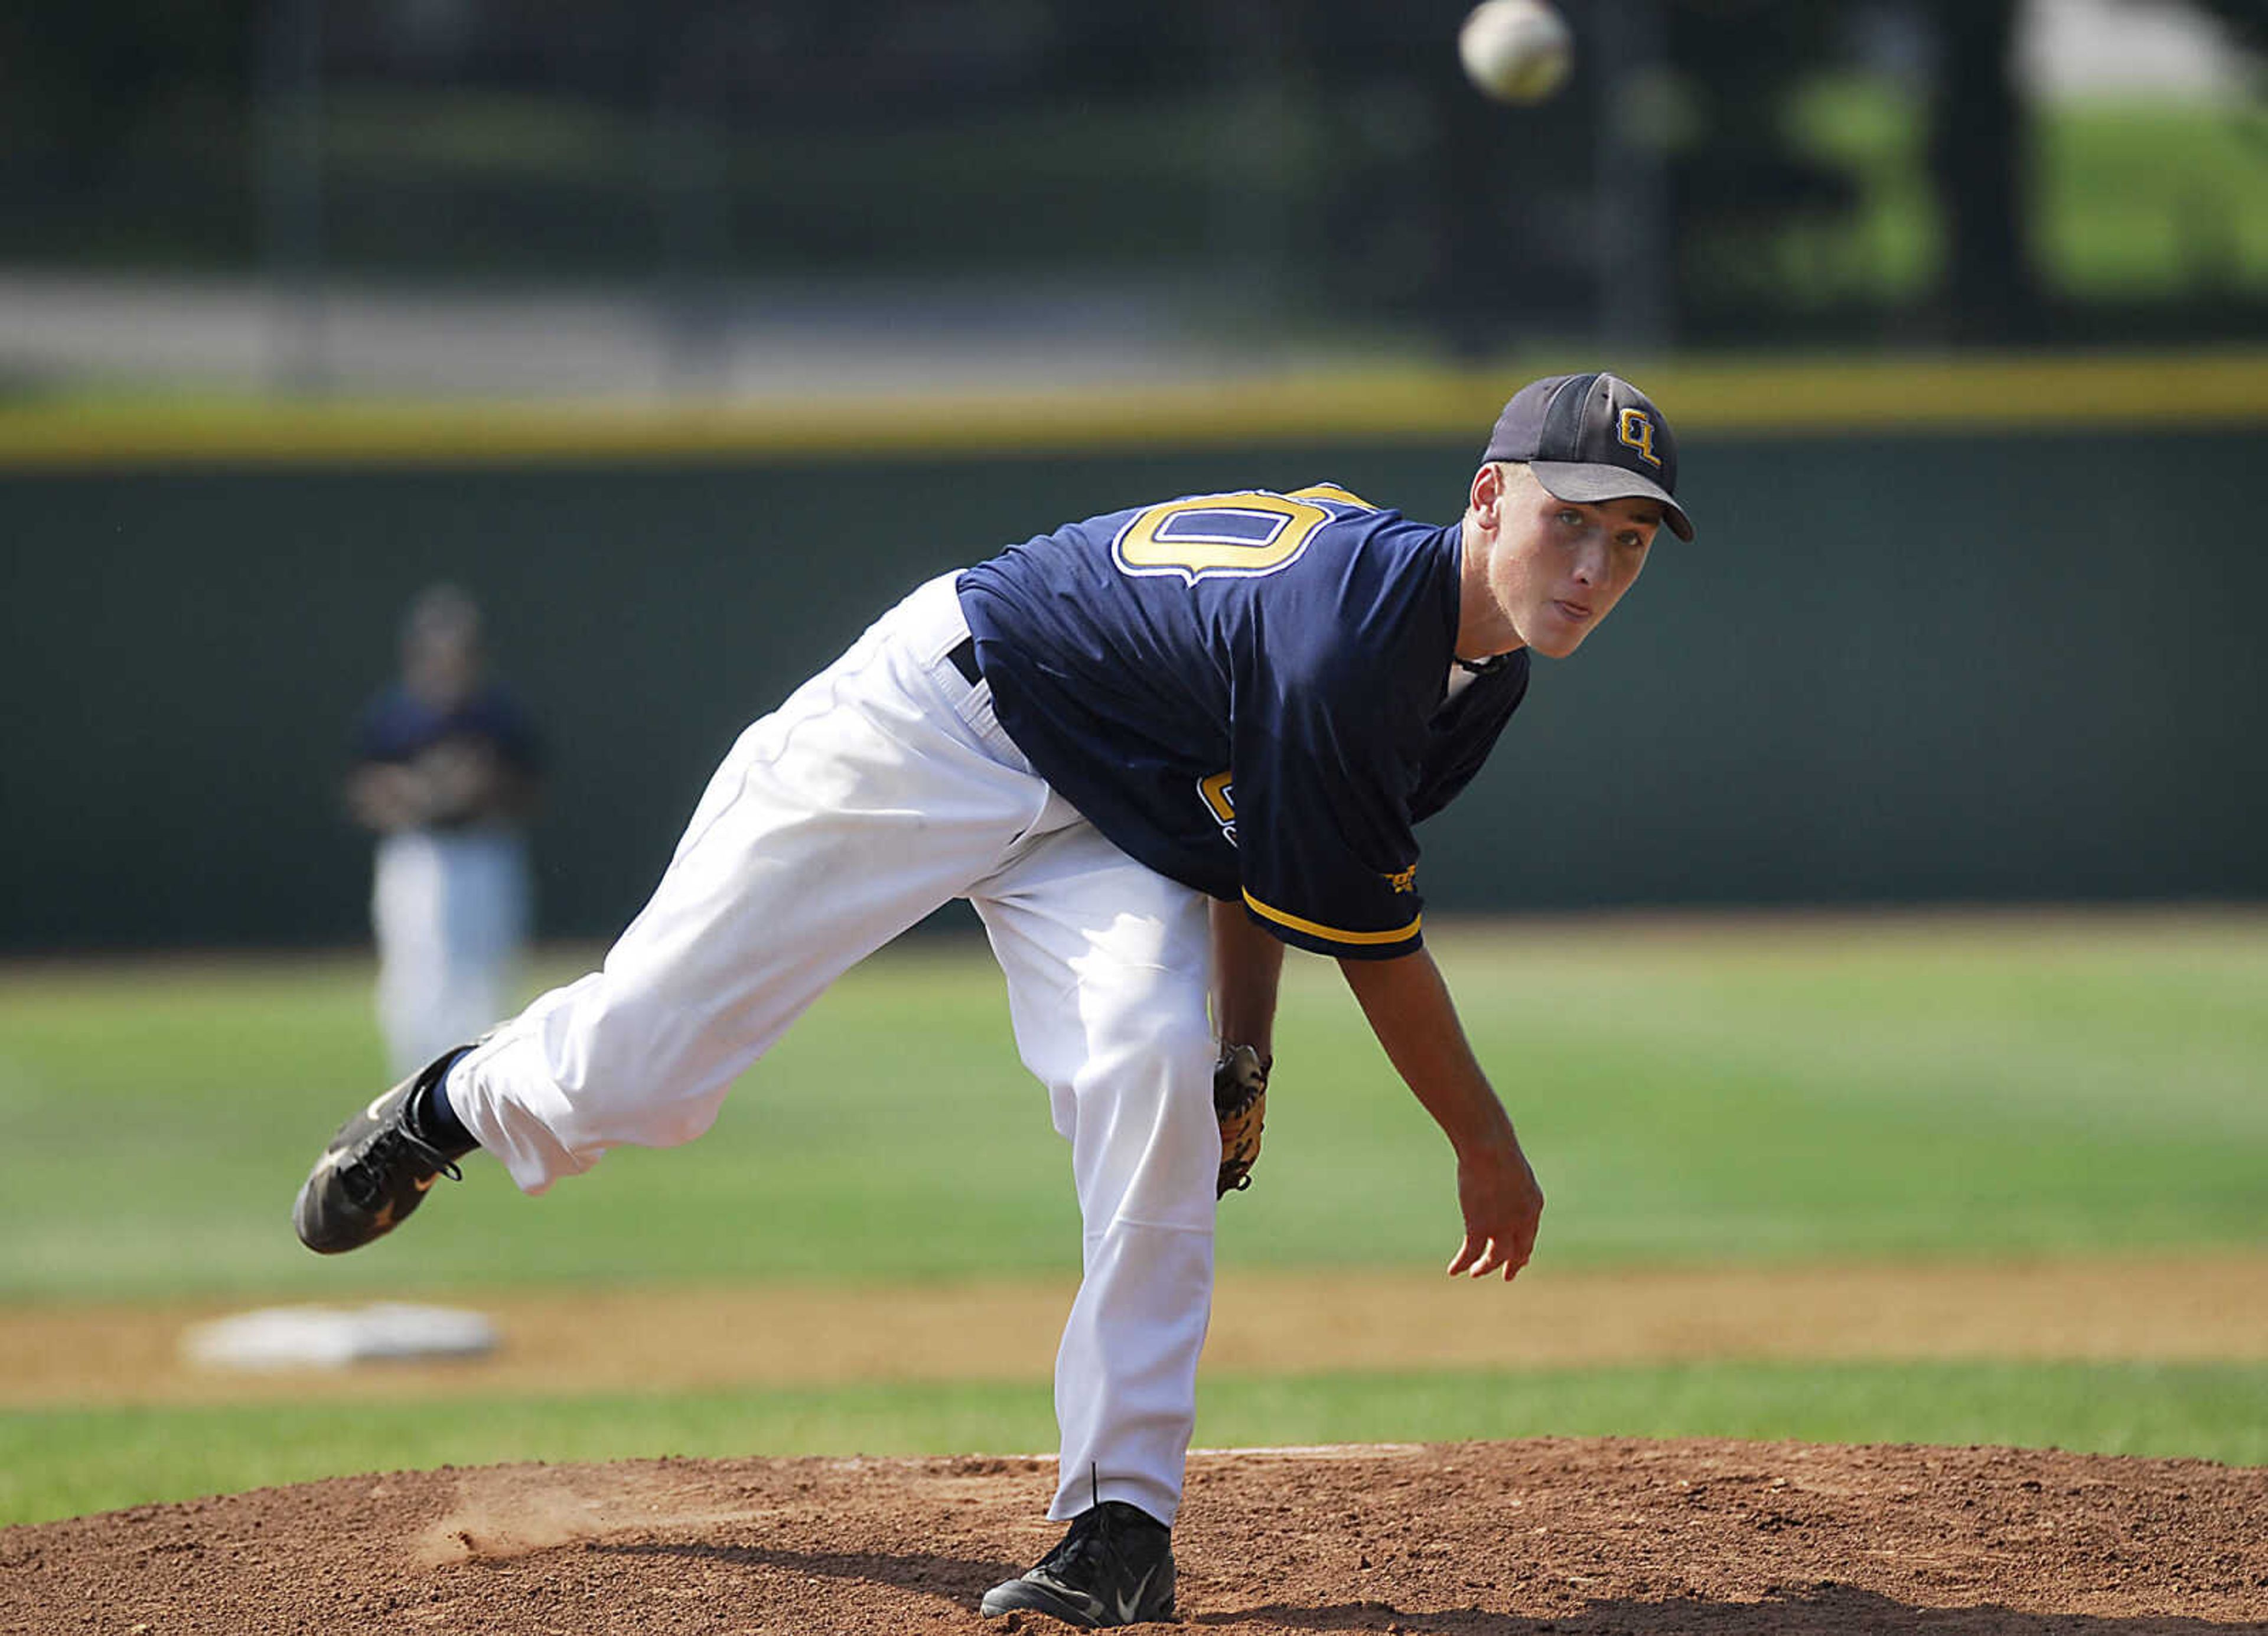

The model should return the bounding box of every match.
[0,2,2259,347]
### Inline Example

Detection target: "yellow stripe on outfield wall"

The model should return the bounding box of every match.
[1242,891,1422,948]
[2,351,2263,468]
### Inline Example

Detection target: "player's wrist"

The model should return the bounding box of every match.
[1447,1107,1521,1164]
[1214,1040,1272,1071]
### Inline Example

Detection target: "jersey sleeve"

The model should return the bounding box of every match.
[1231,713,1426,957]
[1227,595,1447,960]
[472,687,545,776]
[352,688,418,764]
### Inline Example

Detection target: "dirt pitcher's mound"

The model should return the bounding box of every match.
[4,1439,2264,1635]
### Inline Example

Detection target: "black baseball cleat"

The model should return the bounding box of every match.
[979,1501,1175,1627]
[292,1048,477,1254]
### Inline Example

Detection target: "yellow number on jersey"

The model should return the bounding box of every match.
[1112,486,1373,583]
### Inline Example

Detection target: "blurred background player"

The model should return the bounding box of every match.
[346,584,543,1077]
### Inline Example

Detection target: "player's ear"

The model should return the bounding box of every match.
[1469,461,1505,529]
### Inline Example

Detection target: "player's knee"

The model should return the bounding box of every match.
[1089,992,1211,1093]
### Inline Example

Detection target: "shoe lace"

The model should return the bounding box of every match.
[1040,1469,1156,1598]
[339,1125,463,1210]
[1038,1513,1103,1579]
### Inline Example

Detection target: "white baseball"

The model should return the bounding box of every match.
[1457,0,1573,105]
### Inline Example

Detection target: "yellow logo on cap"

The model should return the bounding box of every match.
[1617,408,1661,468]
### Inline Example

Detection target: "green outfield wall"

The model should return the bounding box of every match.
[4,357,2263,948]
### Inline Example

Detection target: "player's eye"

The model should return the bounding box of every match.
[1556,509,1584,528]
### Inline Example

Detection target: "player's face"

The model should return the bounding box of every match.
[1488,471,1659,658]
[405,628,481,706]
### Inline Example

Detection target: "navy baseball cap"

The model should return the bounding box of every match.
[1482,372,1694,540]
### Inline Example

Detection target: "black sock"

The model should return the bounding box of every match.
[409,1050,479,1158]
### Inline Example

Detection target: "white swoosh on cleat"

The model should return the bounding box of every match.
[1112,1564,1158,1625]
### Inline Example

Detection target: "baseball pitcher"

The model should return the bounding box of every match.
[293,373,1693,1628]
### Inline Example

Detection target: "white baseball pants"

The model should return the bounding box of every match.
[371,826,530,1078]
[445,572,1221,1527]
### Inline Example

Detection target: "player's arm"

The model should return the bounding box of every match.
[344,761,431,832]
[1210,897,1285,1056]
[1337,946,1543,1281]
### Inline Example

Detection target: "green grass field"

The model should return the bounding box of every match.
[8,1361,2260,1533]
[3,912,2264,1525]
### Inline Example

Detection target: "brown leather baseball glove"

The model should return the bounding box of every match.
[1213,1043,1271,1197]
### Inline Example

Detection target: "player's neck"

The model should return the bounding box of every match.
[1454,513,1526,663]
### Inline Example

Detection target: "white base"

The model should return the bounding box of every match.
[180,1303,498,1370]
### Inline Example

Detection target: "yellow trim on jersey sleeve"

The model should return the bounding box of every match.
[1242,889,1421,947]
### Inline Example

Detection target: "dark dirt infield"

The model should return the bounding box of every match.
[5,1438,2263,1635]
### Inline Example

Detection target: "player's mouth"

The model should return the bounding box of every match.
[1552,598,1594,623]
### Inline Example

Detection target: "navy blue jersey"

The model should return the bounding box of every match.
[957,484,1529,959]
[355,683,542,773]
[355,682,543,824]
